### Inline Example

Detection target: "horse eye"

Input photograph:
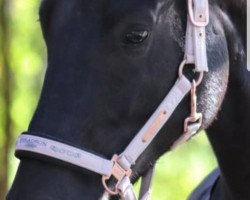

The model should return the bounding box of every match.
[123,30,149,45]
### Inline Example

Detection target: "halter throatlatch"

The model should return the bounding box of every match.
[172,0,209,149]
[15,0,209,199]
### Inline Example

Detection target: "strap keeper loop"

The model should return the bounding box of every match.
[188,0,209,27]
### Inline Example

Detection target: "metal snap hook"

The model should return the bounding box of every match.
[183,80,203,136]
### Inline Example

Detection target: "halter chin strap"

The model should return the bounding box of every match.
[15,0,209,199]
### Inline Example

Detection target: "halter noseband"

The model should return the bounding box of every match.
[15,0,209,199]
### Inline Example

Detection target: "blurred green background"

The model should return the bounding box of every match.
[0,0,217,199]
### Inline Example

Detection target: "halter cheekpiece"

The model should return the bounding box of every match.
[15,0,210,199]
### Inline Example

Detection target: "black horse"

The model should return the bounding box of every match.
[7,0,248,199]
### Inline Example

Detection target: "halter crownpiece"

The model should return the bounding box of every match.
[15,0,209,199]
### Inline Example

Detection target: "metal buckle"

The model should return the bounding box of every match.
[184,80,202,137]
[102,155,132,195]
[188,0,209,27]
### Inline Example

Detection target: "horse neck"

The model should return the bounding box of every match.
[207,75,250,199]
[206,5,249,198]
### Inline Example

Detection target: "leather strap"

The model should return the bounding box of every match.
[139,166,155,200]
[119,76,192,168]
[171,123,201,150]
[100,174,154,200]
[172,0,209,149]
[15,135,113,177]
[185,18,195,64]
[186,0,209,72]
[15,75,191,200]
[118,176,137,200]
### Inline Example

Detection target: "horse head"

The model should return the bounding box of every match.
[8,0,246,199]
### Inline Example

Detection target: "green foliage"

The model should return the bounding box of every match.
[2,0,217,199]
[133,133,217,199]
[6,0,45,187]
[151,133,216,199]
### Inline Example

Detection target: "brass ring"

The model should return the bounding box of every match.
[102,176,119,195]
[178,59,204,86]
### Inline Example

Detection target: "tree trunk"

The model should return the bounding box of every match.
[0,0,12,199]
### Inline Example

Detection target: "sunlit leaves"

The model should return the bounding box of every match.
[3,0,45,187]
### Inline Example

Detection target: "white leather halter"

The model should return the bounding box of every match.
[15,0,209,199]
